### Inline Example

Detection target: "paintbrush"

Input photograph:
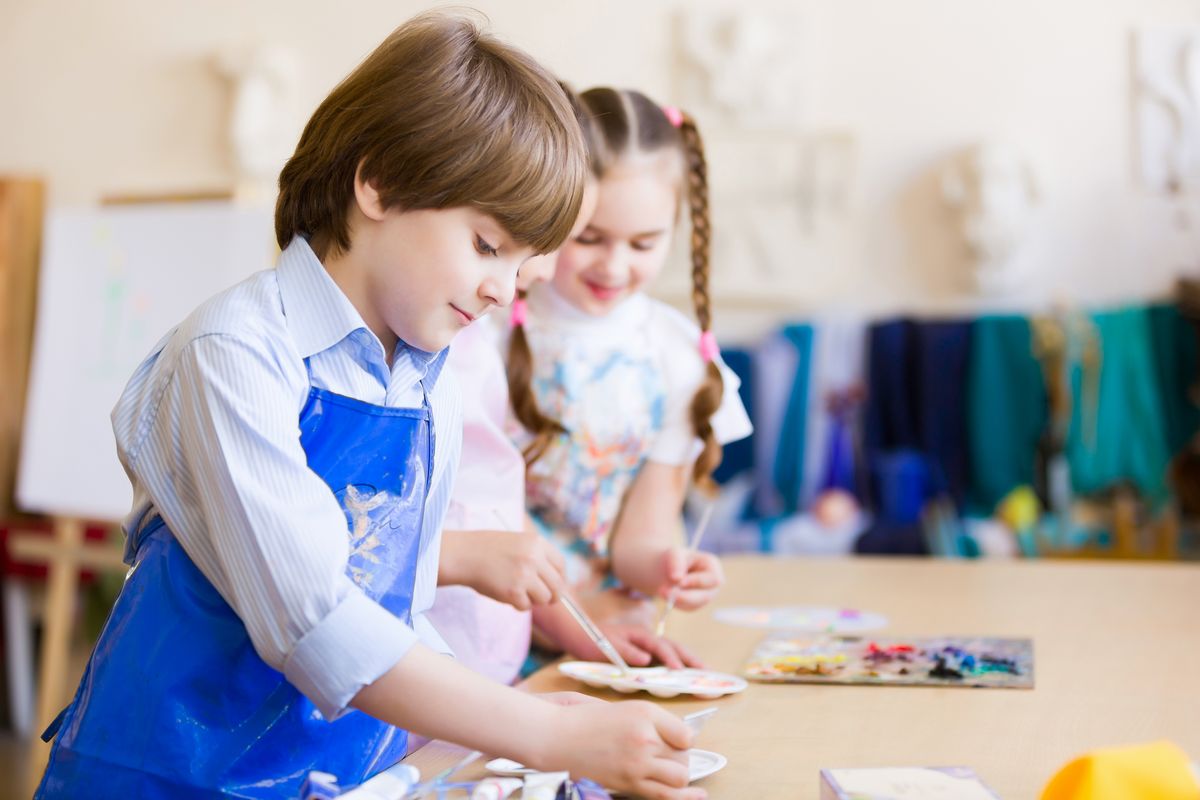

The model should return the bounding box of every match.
[682,706,719,736]
[400,748,482,799]
[654,502,715,638]
[485,508,631,675]
[560,591,631,674]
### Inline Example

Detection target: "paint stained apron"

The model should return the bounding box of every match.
[37,382,433,799]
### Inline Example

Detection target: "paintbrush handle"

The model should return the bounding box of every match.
[561,592,630,673]
[655,503,716,637]
[399,749,481,799]
[682,706,719,736]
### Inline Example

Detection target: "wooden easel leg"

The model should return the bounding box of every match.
[25,516,83,797]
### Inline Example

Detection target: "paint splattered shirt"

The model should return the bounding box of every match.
[515,287,752,576]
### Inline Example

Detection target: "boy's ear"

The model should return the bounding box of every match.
[353,161,388,222]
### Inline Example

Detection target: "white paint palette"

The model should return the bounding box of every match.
[485,749,727,784]
[557,662,747,698]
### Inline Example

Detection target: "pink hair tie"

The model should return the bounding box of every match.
[509,298,527,328]
[699,330,719,362]
[662,105,684,128]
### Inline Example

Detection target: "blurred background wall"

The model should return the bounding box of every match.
[3,0,1199,339]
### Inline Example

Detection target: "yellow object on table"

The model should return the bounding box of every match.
[996,485,1040,531]
[1040,741,1199,800]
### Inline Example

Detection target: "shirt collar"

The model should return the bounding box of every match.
[276,236,449,389]
[276,236,371,360]
[395,339,449,388]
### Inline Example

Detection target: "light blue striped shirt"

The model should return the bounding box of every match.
[111,236,461,720]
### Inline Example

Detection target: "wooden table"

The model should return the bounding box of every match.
[404,556,1200,798]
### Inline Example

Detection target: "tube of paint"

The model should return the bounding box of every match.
[555,779,584,800]
[470,776,523,800]
[523,771,570,800]
[574,779,613,800]
[337,763,420,799]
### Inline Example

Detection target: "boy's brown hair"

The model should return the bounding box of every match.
[275,12,587,259]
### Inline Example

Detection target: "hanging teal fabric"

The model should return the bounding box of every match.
[773,324,814,514]
[1067,307,1171,504]
[966,316,1048,514]
[1146,303,1200,456]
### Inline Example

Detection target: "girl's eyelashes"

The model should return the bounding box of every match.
[475,234,499,257]
[573,232,662,251]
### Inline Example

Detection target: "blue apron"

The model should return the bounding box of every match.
[37,380,434,799]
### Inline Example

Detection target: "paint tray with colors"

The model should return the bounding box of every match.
[743,634,1034,689]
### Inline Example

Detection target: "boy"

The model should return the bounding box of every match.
[37,14,702,800]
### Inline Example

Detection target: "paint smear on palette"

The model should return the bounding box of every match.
[743,634,1034,689]
[627,670,741,691]
[714,606,888,633]
[558,662,748,697]
[565,663,736,688]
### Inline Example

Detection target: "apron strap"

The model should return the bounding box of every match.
[41,705,69,743]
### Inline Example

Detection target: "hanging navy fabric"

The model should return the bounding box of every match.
[914,320,973,506]
[712,347,756,485]
[864,319,972,509]
[37,382,433,799]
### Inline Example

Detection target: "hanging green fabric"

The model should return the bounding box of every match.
[773,324,813,514]
[1146,303,1200,457]
[1067,307,1171,504]
[966,316,1048,514]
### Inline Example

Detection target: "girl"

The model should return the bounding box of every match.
[36,22,702,800]
[510,88,752,649]
[431,85,698,683]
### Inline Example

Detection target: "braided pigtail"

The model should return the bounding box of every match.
[506,81,601,466]
[506,291,566,465]
[678,112,725,495]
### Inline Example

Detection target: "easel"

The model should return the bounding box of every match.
[11,519,126,794]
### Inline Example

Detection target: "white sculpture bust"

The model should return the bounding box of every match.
[941,142,1040,296]
[679,10,807,128]
[216,45,302,200]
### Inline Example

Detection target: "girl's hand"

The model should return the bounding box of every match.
[540,700,705,800]
[661,549,724,611]
[562,621,704,670]
[440,529,566,610]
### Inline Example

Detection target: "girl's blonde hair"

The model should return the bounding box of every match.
[275,12,587,260]
[513,87,724,493]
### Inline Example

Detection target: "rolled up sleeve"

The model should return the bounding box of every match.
[284,587,418,719]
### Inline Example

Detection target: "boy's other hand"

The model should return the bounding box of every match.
[441,529,566,610]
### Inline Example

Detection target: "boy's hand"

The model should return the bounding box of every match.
[560,621,703,670]
[661,549,724,611]
[530,690,603,707]
[542,701,705,800]
[441,529,566,610]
